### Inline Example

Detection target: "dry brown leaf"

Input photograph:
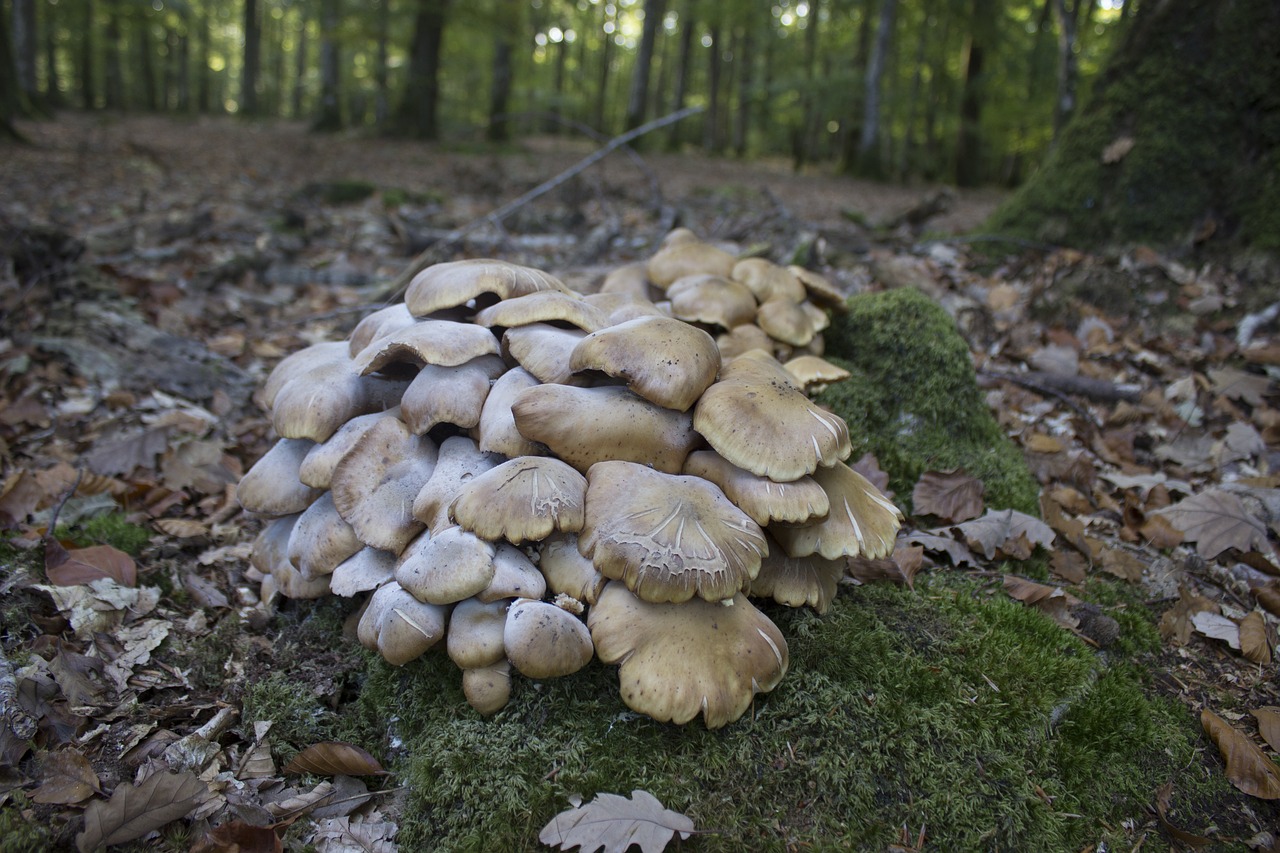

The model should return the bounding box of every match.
[902,531,977,567]
[954,509,1054,560]
[1139,514,1184,549]
[1160,587,1218,644]
[1040,495,1093,558]
[1240,611,1272,664]
[84,426,171,477]
[1153,782,1213,848]
[1192,611,1241,649]
[1254,708,1280,753]
[1208,368,1272,408]
[912,470,984,523]
[1022,432,1065,453]
[849,453,892,497]
[1257,583,1280,618]
[31,749,101,805]
[539,790,695,853]
[191,821,283,853]
[848,545,923,588]
[76,770,208,853]
[0,469,43,527]
[1099,547,1146,583]
[1201,709,1280,800]
[284,742,386,777]
[1158,490,1270,559]
[1002,576,1080,629]
[46,540,138,587]
[1050,550,1087,583]
[154,518,210,538]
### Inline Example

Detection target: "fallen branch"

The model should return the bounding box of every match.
[373,105,705,302]
[979,369,1143,404]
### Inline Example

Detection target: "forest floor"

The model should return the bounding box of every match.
[2,113,1280,852]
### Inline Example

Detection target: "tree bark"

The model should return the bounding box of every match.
[136,11,158,111]
[13,0,39,107]
[241,0,261,115]
[732,22,754,157]
[486,1,517,142]
[955,0,995,186]
[374,0,390,126]
[291,4,309,118]
[592,2,615,132]
[1051,0,1079,141]
[666,1,695,150]
[196,7,211,112]
[703,22,721,153]
[392,0,448,138]
[624,0,664,132]
[0,5,29,137]
[103,0,125,110]
[855,0,896,176]
[43,1,63,108]
[78,0,95,108]
[313,0,343,131]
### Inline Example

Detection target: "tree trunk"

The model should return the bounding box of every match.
[313,0,343,131]
[43,1,64,108]
[855,0,896,176]
[1051,0,1079,140]
[592,3,615,132]
[550,33,568,132]
[176,16,191,112]
[486,1,516,142]
[794,0,821,169]
[989,0,1280,252]
[13,0,39,107]
[666,1,694,150]
[374,0,390,126]
[703,22,721,153]
[78,0,95,108]
[103,0,125,110]
[242,0,261,115]
[292,4,309,118]
[732,22,753,157]
[0,4,30,137]
[196,7,212,112]
[136,11,158,111]
[393,0,448,138]
[624,0,664,132]
[897,0,935,180]
[955,0,995,186]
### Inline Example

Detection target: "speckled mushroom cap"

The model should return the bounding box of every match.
[748,534,845,614]
[412,435,504,532]
[503,599,593,679]
[474,290,610,333]
[353,317,502,375]
[579,460,767,604]
[501,324,586,385]
[395,526,497,605]
[783,355,852,391]
[347,304,416,357]
[266,342,408,443]
[474,367,546,459]
[298,410,397,489]
[286,492,363,579]
[666,275,759,330]
[329,416,437,553]
[587,581,788,728]
[404,259,570,315]
[357,581,448,666]
[732,257,807,304]
[447,597,509,670]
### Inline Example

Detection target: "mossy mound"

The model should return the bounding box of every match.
[347,575,1227,851]
[816,287,1040,514]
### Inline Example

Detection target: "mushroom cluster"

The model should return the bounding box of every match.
[237,235,903,728]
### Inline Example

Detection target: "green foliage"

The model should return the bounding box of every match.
[57,512,151,556]
[816,287,1041,514]
[349,574,1211,851]
[0,796,51,853]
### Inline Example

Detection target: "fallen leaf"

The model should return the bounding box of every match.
[310,810,397,853]
[1257,583,1280,618]
[1023,432,1065,453]
[1240,611,1272,664]
[901,531,977,567]
[1208,368,1272,408]
[912,470,984,522]
[46,539,138,587]
[1002,576,1080,630]
[1254,708,1280,753]
[31,749,101,804]
[1099,547,1146,583]
[1158,490,1270,559]
[1138,514,1184,549]
[539,790,695,853]
[1153,782,1213,848]
[848,545,923,588]
[161,439,237,495]
[154,518,210,538]
[1201,710,1280,800]
[1049,550,1087,583]
[76,770,208,853]
[850,453,892,497]
[83,426,171,477]
[1040,495,1093,558]
[1160,586,1218,644]
[266,781,336,818]
[191,821,283,853]
[284,742,385,777]
[1192,611,1241,650]
[953,509,1054,560]
[0,469,43,526]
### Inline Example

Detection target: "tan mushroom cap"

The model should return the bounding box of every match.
[474,367,546,459]
[252,514,332,600]
[353,318,501,375]
[503,598,593,679]
[412,435,504,532]
[538,532,606,605]
[448,597,509,669]
[329,546,397,597]
[660,227,700,248]
[474,290,610,333]
[782,355,851,390]
[648,240,737,288]
[666,275,759,330]
[348,304,415,358]
[462,661,512,716]
[477,543,547,602]
[511,384,700,474]
[716,324,776,361]
[286,492,363,579]
[401,353,507,434]
[748,534,844,614]
[583,291,666,325]
[788,265,847,311]
[404,259,571,316]
[449,456,586,544]
[756,297,818,347]
[692,349,851,481]
[330,416,438,553]
[800,300,830,333]
[268,344,408,443]
[395,526,496,605]
[579,460,767,604]
[501,323,586,386]
[569,315,720,412]
[357,581,448,666]
[599,262,654,300]
[237,438,324,516]
[769,461,903,561]
[587,581,789,729]
[299,410,398,489]
[732,257,807,303]
[682,449,829,526]
[260,341,348,410]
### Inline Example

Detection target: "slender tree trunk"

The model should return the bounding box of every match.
[549,33,568,132]
[393,0,448,138]
[0,6,28,138]
[78,0,95,108]
[732,23,754,156]
[794,0,820,168]
[242,0,261,115]
[624,0,665,132]
[196,7,212,112]
[593,3,615,132]
[703,22,721,153]
[836,0,874,172]
[176,15,191,112]
[314,0,343,131]
[487,1,516,142]
[666,1,694,150]
[374,0,390,126]
[897,0,934,180]
[137,12,158,110]
[855,0,896,176]
[13,0,39,107]
[1052,0,1079,140]
[43,2,64,108]
[955,0,995,186]
[291,4,309,118]
[103,0,125,110]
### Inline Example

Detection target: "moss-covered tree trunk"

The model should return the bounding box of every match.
[989,0,1280,252]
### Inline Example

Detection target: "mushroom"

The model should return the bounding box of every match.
[476,544,547,602]
[732,257,807,303]
[286,492,363,579]
[449,456,586,544]
[462,661,511,716]
[579,460,767,604]
[353,318,501,375]
[666,275,758,330]
[716,324,776,361]
[648,239,736,288]
[237,438,324,516]
[748,535,844,614]
[404,258,570,315]
[401,354,507,434]
[538,533,606,605]
[395,526,496,605]
[769,461,903,561]
[503,598,593,679]
[266,342,408,443]
[329,416,438,553]
[788,265,847,311]
[474,290,610,333]
[682,449,829,526]
[474,367,546,459]
[348,304,416,357]
[329,546,397,597]
[252,514,332,599]
[501,323,586,385]
[357,581,448,666]
[569,315,721,412]
[298,410,398,489]
[412,435,504,532]
[588,581,788,728]
[447,597,509,669]
[782,355,851,392]
[756,297,818,348]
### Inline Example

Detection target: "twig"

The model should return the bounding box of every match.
[979,369,1143,404]
[45,468,85,538]
[373,105,705,303]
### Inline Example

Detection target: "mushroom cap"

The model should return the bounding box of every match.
[579,460,767,604]
[474,290,610,333]
[395,526,497,605]
[449,456,587,544]
[538,532,606,605]
[260,341,348,410]
[353,318,501,375]
[769,461,903,560]
[732,257,807,303]
[800,300,831,333]
[748,534,844,614]
[237,438,324,516]
[756,297,817,347]
[587,582,788,728]
[298,410,397,489]
[252,514,333,600]
[511,384,700,474]
[329,546,397,597]
[401,353,508,434]
[599,262,655,300]
[405,259,571,316]
[666,275,759,330]
[682,449,829,526]
[503,598,593,679]
[474,367,546,459]
[782,355,851,390]
[583,291,666,324]
[269,347,408,443]
[348,304,416,358]
[788,264,847,311]
[412,435,504,532]
[648,241,736,288]
[286,492,363,579]
[569,315,721,412]
[448,597,509,669]
[501,323,586,386]
[462,661,511,716]
[476,543,547,602]
[692,349,851,481]
[716,324,776,361]
[357,581,448,666]
[330,416,438,552]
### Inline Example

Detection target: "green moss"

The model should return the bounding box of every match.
[56,512,151,556]
[348,574,1212,851]
[0,797,51,853]
[816,288,1041,514]
[381,187,446,208]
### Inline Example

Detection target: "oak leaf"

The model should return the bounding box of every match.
[1201,710,1280,800]
[912,470,984,523]
[954,509,1054,560]
[1157,490,1270,559]
[1254,708,1280,754]
[76,770,207,853]
[31,749,101,805]
[539,790,694,853]
[46,539,137,587]
[284,742,386,777]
